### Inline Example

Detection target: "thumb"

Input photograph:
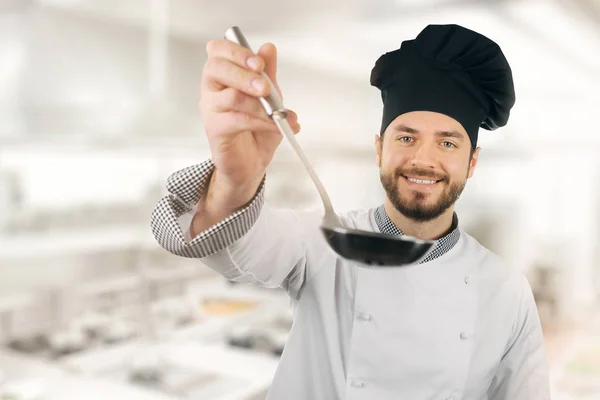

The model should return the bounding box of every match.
[257,42,283,99]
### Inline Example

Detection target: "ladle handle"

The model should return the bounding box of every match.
[224,26,339,225]
[224,26,286,118]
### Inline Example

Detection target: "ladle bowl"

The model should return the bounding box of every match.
[320,226,434,266]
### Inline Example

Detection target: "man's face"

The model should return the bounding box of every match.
[376,111,480,222]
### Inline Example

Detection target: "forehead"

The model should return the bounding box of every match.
[384,111,468,138]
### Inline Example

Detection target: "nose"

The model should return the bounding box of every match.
[410,141,437,168]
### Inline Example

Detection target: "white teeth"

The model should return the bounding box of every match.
[407,177,437,185]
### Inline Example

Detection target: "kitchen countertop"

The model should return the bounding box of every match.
[0,349,179,400]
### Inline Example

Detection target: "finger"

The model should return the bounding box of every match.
[207,88,300,127]
[204,108,300,140]
[206,112,280,137]
[285,110,300,133]
[289,121,301,134]
[206,39,265,73]
[257,43,283,99]
[202,57,271,97]
[208,88,270,121]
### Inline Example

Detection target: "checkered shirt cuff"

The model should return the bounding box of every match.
[150,159,265,258]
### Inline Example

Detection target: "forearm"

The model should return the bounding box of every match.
[199,204,311,289]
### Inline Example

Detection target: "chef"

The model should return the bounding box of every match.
[150,24,551,399]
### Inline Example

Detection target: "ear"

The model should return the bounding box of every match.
[375,134,382,167]
[467,147,481,179]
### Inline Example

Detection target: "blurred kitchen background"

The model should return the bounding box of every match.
[0,0,599,399]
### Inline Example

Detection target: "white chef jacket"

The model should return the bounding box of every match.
[150,160,551,400]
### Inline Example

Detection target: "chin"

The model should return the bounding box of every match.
[400,191,439,203]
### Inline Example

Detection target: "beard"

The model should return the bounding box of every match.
[380,166,467,222]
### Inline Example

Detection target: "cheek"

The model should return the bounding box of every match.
[380,151,407,170]
[444,160,470,180]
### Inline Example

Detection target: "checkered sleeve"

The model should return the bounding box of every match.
[150,159,265,258]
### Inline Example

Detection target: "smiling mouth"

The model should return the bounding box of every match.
[401,175,443,185]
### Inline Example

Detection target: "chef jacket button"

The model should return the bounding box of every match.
[350,379,365,388]
[460,332,469,340]
[356,313,371,322]
[464,276,472,284]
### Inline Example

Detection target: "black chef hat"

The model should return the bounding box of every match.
[370,24,515,149]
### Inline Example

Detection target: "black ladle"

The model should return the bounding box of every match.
[224,26,435,267]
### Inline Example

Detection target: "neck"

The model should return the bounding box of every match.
[383,200,455,241]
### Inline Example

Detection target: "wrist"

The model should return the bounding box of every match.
[190,169,264,237]
[207,169,265,210]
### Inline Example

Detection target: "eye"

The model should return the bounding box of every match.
[397,136,413,143]
[441,141,457,148]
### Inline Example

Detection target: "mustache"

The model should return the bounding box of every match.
[394,167,447,182]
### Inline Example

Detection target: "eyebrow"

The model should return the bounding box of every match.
[393,124,465,140]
